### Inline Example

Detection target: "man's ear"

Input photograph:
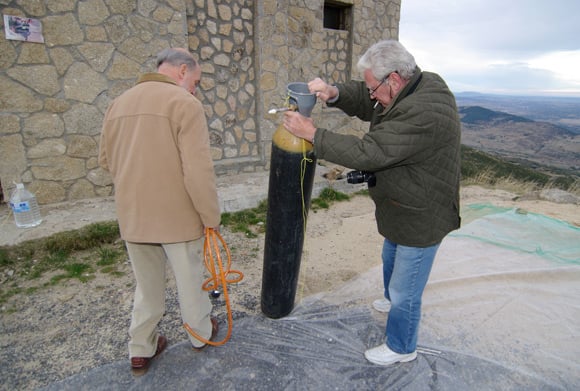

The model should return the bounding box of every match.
[390,72,402,88]
[389,72,407,94]
[178,64,188,80]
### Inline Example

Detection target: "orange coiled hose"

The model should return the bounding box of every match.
[183,228,244,346]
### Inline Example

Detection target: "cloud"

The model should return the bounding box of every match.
[402,1,580,53]
[399,0,580,95]
[447,63,566,94]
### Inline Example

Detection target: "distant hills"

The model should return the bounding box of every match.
[455,92,580,134]
[455,93,579,174]
[459,106,533,125]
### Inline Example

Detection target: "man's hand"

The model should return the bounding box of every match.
[283,111,316,143]
[308,78,338,102]
[205,226,220,234]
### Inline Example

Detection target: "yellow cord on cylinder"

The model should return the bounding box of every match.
[184,228,243,346]
[296,139,314,300]
[300,139,313,233]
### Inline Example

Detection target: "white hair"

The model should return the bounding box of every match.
[357,40,417,80]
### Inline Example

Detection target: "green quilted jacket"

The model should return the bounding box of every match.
[313,67,461,247]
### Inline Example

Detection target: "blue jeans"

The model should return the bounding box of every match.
[381,238,440,354]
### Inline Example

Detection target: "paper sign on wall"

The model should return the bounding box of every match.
[4,15,44,43]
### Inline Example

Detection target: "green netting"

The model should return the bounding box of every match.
[452,203,580,264]
[459,203,512,224]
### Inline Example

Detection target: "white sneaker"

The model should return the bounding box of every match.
[372,298,391,313]
[364,344,417,366]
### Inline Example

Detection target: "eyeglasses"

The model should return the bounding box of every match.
[367,71,396,96]
[368,76,388,96]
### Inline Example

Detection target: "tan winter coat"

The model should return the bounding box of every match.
[99,73,220,243]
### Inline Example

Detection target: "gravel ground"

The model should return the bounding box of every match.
[0,228,265,391]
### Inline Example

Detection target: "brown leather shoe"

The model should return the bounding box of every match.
[130,335,168,376]
[192,317,219,351]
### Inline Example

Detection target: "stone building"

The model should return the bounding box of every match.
[0,0,400,204]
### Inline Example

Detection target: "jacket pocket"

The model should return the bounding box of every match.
[387,197,427,212]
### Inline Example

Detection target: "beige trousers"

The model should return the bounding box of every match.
[125,238,213,357]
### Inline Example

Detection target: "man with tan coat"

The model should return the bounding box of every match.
[99,48,220,375]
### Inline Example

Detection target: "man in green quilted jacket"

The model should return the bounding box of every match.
[283,39,461,366]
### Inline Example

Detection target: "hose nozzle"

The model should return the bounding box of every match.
[268,104,297,115]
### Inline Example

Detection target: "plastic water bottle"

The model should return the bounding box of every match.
[9,183,42,228]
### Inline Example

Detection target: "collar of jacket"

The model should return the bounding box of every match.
[379,66,423,115]
[136,72,177,86]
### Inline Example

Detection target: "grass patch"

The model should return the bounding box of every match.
[220,188,352,236]
[310,187,350,210]
[461,145,579,193]
[44,221,120,254]
[0,220,125,306]
[26,250,69,280]
[0,248,13,267]
[50,263,93,284]
[221,200,268,238]
[97,247,122,266]
[101,266,125,277]
[0,287,23,305]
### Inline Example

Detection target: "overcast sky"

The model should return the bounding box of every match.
[399,0,580,96]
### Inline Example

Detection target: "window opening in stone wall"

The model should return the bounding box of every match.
[323,1,352,31]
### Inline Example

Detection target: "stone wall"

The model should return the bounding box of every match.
[186,0,259,174]
[0,0,400,204]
